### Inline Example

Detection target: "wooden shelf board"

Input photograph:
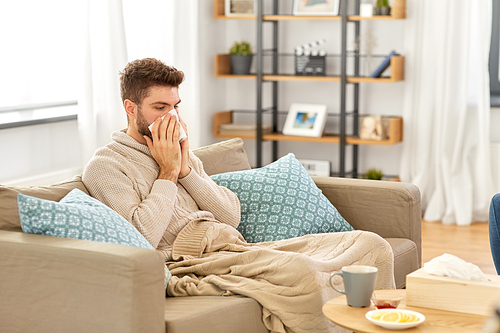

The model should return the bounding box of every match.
[214,132,402,145]
[215,15,405,21]
[215,74,255,79]
[215,74,401,83]
[264,75,341,82]
[348,77,401,83]
[215,15,256,20]
[349,15,405,21]
[215,54,404,82]
[264,15,341,21]
[213,111,403,146]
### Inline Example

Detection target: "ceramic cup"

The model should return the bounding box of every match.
[329,265,378,307]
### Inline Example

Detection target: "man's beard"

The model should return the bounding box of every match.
[136,105,152,140]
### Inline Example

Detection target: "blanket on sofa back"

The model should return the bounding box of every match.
[167,220,395,333]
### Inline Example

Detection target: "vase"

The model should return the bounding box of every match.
[230,55,253,75]
[380,6,391,15]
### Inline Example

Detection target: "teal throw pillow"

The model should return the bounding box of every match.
[18,188,172,285]
[210,153,354,243]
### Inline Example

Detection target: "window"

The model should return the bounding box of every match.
[0,1,82,128]
[490,0,500,106]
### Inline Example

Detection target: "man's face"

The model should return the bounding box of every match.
[135,85,181,140]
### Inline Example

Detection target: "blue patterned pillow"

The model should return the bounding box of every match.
[18,188,172,285]
[210,153,354,243]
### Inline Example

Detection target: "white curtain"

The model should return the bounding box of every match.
[400,0,495,225]
[79,0,200,165]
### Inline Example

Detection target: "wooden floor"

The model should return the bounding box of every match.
[421,220,496,275]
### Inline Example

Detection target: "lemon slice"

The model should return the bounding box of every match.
[379,311,402,322]
[371,312,384,320]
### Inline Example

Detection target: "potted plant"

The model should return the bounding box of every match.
[229,41,253,75]
[375,0,390,16]
[364,168,384,180]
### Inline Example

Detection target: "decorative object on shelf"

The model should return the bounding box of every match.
[374,0,391,15]
[364,168,384,180]
[371,50,398,78]
[219,123,272,136]
[283,103,327,138]
[225,0,255,16]
[299,159,331,177]
[360,115,386,140]
[295,39,327,76]
[391,0,405,18]
[293,0,340,16]
[229,41,253,75]
[360,2,374,17]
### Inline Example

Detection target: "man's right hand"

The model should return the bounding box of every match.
[144,113,182,183]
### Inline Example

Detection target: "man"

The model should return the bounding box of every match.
[83,58,241,262]
[83,58,395,333]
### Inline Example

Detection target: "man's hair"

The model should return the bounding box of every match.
[119,58,185,105]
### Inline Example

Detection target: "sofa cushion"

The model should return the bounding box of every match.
[210,153,354,243]
[164,296,268,333]
[0,175,89,232]
[18,188,153,249]
[192,137,251,175]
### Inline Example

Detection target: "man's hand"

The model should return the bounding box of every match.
[144,113,182,183]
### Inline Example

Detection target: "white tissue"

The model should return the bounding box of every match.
[424,253,488,281]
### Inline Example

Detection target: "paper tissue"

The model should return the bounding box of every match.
[424,253,488,281]
[406,254,500,316]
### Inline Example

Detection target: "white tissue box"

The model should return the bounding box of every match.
[406,268,500,316]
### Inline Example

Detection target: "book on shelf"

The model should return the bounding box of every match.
[219,123,272,136]
[370,50,398,78]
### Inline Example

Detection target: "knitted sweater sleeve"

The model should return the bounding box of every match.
[179,151,241,229]
[82,152,177,248]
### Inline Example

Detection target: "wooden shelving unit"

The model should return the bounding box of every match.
[214,111,403,145]
[214,0,406,20]
[213,0,406,176]
[215,54,405,82]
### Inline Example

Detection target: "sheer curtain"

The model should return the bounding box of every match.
[79,0,200,165]
[400,0,495,225]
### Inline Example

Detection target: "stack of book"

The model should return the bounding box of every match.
[219,123,273,136]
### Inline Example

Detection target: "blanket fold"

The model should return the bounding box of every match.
[168,221,395,333]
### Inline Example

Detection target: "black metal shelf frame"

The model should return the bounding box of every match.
[255,0,363,177]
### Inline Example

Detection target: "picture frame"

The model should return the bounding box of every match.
[225,0,256,16]
[293,0,341,16]
[282,103,327,138]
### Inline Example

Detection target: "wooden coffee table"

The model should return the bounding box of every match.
[322,289,487,332]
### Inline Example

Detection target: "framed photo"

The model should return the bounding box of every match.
[225,0,256,16]
[282,103,327,138]
[293,0,341,16]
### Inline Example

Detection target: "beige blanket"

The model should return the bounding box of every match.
[167,220,395,333]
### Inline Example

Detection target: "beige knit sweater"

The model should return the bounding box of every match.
[82,130,241,261]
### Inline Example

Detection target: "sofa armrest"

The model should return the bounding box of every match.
[0,231,165,333]
[312,177,422,265]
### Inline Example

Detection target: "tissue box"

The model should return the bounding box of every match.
[406,268,500,316]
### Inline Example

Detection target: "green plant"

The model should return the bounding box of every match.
[365,168,384,180]
[375,0,389,7]
[229,41,253,56]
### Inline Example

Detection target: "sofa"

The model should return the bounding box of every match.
[0,138,422,333]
